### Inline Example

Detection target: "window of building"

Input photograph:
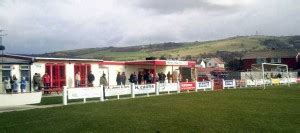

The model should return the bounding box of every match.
[1,65,11,81]
[271,58,281,63]
[256,58,266,64]
[20,65,30,81]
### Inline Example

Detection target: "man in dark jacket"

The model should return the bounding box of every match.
[88,71,95,87]
[116,72,122,85]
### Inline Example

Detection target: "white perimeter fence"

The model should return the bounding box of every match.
[63,78,298,105]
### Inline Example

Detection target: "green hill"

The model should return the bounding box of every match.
[41,35,300,61]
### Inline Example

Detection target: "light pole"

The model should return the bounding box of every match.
[0,30,8,63]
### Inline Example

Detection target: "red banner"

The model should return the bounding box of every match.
[180,82,196,91]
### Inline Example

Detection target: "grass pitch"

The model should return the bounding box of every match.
[0,85,299,132]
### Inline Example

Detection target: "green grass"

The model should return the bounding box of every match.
[0,84,300,132]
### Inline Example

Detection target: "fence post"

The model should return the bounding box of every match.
[234,79,237,89]
[177,82,180,93]
[131,83,135,98]
[195,82,198,92]
[63,86,68,105]
[222,79,225,89]
[155,82,159,96]
[100,85,104,102]
[211,80,214,91]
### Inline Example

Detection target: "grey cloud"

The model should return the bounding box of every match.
[134,0,239,14]
[0,0,299,54]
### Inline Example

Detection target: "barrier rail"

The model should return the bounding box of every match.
[63,86,104,105]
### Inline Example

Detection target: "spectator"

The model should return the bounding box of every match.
[116,72,122,85]
[100,73,108,86]
[20,77,26,93]
[129,73,134,83]
[149,72,154,83]
[161,72,166,83]
[12,75,18,93]
[4,77,11,94]
[75,72,81,87]
[88,71,95,87]
[143,72,148,84]
[121,72,126,85]
[33,73,39,91]
[132,72,138,84]
[167,71,172,83]
[100,73,108,100]
[138,71,143,85]
[38,73,44,91]
[43,72,51,90]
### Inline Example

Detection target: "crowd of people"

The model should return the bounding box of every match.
[2,70,179,94]
[125,71,174,85]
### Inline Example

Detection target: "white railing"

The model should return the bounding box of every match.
[63,86,104,105]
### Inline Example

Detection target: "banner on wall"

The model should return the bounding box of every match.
[223,80,236,88]
[197,81,212,90]
[180,82,196,91]
[105,85,131,96]
[68,87,102,99]
[134,84,156,94]
[158,83,178,92]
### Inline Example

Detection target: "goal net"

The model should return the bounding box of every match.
[259,63,290,89]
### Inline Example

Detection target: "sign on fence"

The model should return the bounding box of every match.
[158,83,178,92]
[196,81,212,91]
[223,80,236,89]
[246,80,256,86]
[134,84,156,94]
[105,85,131,97]
[64,86,104,105]
[180,82,196,91]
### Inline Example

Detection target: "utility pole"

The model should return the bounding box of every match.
[0,30,8,63]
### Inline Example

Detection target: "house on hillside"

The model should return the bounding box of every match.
[196,57,225,68]
[242,49,300,71]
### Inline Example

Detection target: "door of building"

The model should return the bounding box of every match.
[45,63,66,89]
[74,64,91,87]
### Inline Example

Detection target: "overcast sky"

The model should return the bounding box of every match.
[0,0,299,54]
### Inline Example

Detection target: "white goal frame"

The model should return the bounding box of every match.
[262,63,290,89]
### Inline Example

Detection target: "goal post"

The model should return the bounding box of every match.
[262,63,290,89]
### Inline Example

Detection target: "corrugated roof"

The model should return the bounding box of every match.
[242,49,299,59]
[0,54,103,62]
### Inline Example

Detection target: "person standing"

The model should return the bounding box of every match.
[100,73,108,100]
[161,72,166,83]
[12,75,18,93]
[4,77,11,94]
[167,71,172,83]
[88,71,95,87]
[75,72,81,87]
[116,72,122,85]
[132,72,138,84]
[20,77,26,93]
[43,72,51,90]
[38,73,44,91]
[33,73,39,91]
[121,72,126,85]
[138,71,143,85]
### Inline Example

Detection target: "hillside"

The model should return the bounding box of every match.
[41,35,300,61]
